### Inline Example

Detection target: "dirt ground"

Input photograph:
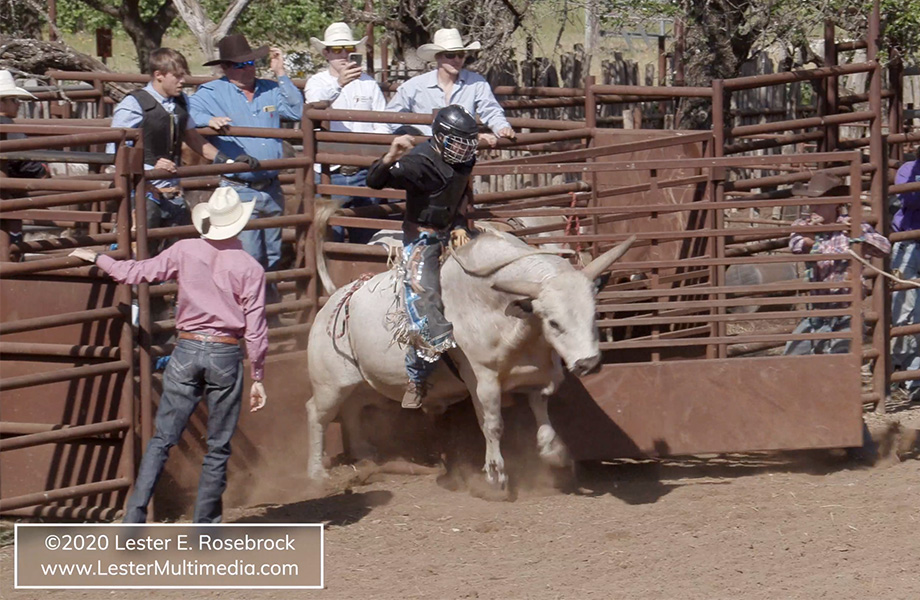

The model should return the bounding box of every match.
[1,403,918,600]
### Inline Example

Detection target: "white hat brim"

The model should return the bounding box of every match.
[310,36,368,54]
[0,88,37,100]
[191,195,256,240]
[417,41,481,62]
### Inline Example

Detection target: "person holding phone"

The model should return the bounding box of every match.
[306,22,388,243]
[384,28,515,148]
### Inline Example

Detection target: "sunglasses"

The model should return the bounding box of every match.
[328,46,357,53]
[440,52,466,59]
[229,60,255,69]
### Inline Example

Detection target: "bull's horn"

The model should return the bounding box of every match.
[581,235,637,281]
[492,280,542,299]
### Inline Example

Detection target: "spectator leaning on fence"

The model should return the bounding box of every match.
[305,22,388,244]
[0,70,48,253]
[784,172,890,356]
[189,34,304,280]
[890,158,920,402]
[385,28,515,147]
[69,187,269,524]
[107,48,252,257]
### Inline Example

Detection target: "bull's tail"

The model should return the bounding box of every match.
[314,197,342,294]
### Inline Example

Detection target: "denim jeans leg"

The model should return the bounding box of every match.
[891,241,920,389]
[262,180,285,272]
[123,343,204,523]
[193,345,243,523]
[226,182,264,266]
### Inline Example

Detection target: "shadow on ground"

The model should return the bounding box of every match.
[231,489,393,526]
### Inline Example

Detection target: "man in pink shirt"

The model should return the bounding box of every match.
[70,187,269,523]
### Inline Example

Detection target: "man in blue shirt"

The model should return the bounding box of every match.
[385,28,515,148]
[189,34,304,276]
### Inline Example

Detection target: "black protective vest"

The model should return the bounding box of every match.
[129,90,189,166]
[407,142,474,229]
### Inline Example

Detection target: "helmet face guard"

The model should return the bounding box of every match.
[436,131,478,164]
[432,105,480,164]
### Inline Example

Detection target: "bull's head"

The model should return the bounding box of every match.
[492,236,636,376]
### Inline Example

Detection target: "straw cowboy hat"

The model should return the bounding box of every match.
[0,70,37,100]
[791,172,849,197]
[417,28,481,62]
[309,22,367,53]
[191,187,255,240]
[203,34,269,66]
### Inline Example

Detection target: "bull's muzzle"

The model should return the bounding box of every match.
[570,354,601,377]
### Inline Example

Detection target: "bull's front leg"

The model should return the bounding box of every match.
[469,372,507,490]
[529,357,572,469]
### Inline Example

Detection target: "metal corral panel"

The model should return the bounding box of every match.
[0,277,130,515]
[550,354,863,460]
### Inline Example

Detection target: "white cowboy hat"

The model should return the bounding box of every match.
[417,28,481,62]
[191,187,255,240]
[0,70,37,100]
[309,22,367,53]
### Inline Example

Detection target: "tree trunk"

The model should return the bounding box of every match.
[0,35,133,100]
[172,0,253,63]
[676,0,759,130]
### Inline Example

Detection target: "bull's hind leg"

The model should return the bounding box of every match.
[527,391,573,470]
[306,383,357,481]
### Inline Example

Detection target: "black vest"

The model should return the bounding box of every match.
[129,89,189,166]
[407,142,474,229]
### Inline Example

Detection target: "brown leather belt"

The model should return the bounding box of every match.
[178,331,239,345]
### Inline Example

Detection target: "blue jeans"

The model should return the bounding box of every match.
[220,179,283,271]
[784,315,852,356]
[891,240,920,391]
[122,339,244,524]
[402,231,454,384]
[315,169,381,244]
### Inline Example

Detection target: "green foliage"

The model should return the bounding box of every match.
[200,0,337,45]
[56,0,118,32]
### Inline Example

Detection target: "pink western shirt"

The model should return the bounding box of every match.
[95,237,268,381]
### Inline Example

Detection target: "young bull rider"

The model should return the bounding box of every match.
[70,187,269,523]
[366,104,479,409]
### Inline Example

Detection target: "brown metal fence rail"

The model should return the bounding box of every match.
[0,130,136,518]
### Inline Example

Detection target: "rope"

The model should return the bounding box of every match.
[845,248,920,289]
[327,272,374,339]
[564,191,582,254]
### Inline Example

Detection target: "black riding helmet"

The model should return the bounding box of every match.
[431,105,479,164]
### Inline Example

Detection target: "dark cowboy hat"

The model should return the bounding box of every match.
[203,34,269,66]
[791,171,849,197]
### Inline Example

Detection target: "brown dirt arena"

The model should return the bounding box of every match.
[1,403,918,600]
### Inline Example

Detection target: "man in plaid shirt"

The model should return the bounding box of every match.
[784,173,890,356]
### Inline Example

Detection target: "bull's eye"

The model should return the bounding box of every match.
[549,319,562,332]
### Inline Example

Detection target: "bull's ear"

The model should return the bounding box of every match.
[506,299,534,318]
[593,272,612,295]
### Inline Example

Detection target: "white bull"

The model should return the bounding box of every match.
[306,230,634,490]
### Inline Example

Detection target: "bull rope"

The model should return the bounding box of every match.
[564,191,583,254]
[327,272,374,339]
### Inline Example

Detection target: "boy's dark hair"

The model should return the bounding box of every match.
[148,48,190,77]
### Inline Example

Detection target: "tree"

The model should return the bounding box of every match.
[55,0,179,72]
[171,0,251,62]
[600,0,920,129]
[344,0,531,73]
